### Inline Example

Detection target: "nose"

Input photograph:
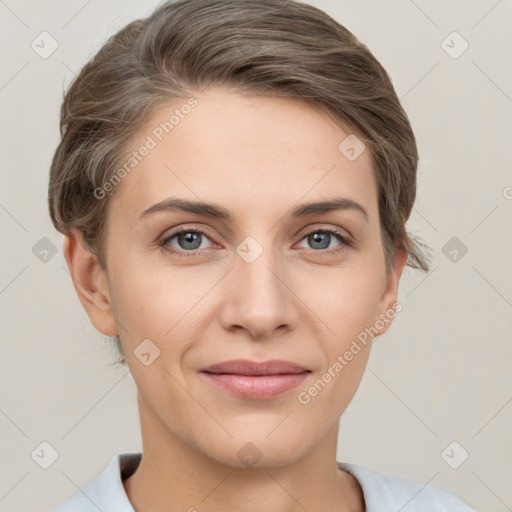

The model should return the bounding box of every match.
[219,245,300,340]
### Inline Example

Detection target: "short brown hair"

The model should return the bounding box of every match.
[48,0,431,364]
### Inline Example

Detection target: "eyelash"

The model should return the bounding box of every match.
[158,226,352,258]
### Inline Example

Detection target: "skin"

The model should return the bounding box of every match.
[64,87,408,512]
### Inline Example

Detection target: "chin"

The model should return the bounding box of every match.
[198,432,308,470]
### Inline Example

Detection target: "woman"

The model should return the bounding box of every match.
[48,0,477,510]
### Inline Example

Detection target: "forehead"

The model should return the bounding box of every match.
[108,88,378,223]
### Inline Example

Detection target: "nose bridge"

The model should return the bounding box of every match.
[220,235,298,337]
[240,248,281,305]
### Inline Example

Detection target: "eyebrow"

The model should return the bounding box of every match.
[139,196,369,222]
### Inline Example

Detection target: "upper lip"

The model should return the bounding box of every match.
[201,359,310,376]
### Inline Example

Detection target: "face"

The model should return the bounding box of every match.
[68,87,406,468]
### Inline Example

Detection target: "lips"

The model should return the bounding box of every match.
[201,359,310,376]
[200,359,311,399]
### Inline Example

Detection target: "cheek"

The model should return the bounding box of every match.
[108,261,217,347]
[109,240,385,348]
[306,280,378,414]
[298,266,383,340]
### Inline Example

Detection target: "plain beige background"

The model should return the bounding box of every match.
[0,1,510,511]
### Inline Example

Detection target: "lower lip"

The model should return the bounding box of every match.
[201,372,310,399]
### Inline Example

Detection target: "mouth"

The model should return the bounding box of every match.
[200,359,311,400]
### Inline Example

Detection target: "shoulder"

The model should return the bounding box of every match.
[50,453,141,512]
[339,462,478,512]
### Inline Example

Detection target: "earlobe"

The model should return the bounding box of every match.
[375,248,408,337]
[63,228,119,337]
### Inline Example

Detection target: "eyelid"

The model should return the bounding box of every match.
[296,223,353,243]
[159,225,218,249]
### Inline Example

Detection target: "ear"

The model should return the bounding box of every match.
[374,248,408,337]
[63,227,119,336]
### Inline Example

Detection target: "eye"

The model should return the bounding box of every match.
[159,228,216,256]
[296,228,351,253]
[158,225,352,258]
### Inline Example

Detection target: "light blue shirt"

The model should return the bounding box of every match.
[50,452,478,511]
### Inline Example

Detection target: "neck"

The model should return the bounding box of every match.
[123,395,365,512]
